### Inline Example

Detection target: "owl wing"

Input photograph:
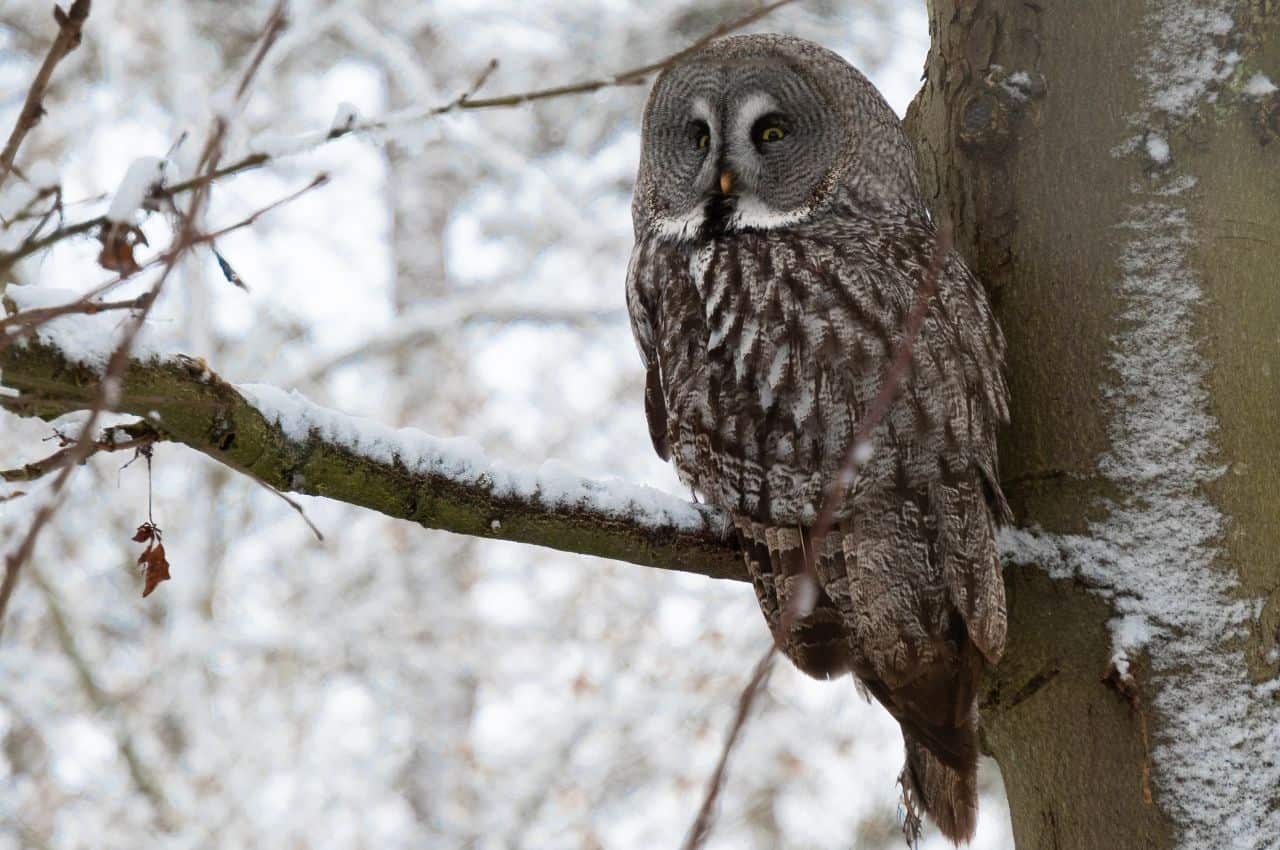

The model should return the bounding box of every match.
[625,240,670,461]
[922,255,1010,666]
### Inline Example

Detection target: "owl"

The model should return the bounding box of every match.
[625,35,1010,843]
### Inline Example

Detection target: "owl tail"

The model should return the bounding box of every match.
[900,731,978,845]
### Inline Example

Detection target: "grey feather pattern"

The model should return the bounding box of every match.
[626,34,1009,843]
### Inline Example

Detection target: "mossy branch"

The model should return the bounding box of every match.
[0,338,745,582]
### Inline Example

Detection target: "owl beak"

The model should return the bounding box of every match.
[718,170,735,195]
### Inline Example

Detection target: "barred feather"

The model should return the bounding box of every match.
[626,33,1009,845]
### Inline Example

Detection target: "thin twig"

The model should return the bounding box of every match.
[0,214,101,275]
[487,0,794,106]
[0,0,797,267]
[296,299,619,384]
[233,4,289,102]
[0,175,323,358]
[680,648,777,850]
[255,478,324,542]
[192,173,327,244]
[1,183,62,234]
[451,59,501,109]
[680,225,955,850]
[330,0,801,133]
[0,2,291,637]
[0,294,153,347]
[0,0,92,191]
[0,421,160,483]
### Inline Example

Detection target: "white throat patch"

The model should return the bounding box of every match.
[727,197,813,231]
[652,197,812,242]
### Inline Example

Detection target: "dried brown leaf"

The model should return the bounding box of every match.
[97,222,144,274]
[131,522,169,597]
[140,542,169,598]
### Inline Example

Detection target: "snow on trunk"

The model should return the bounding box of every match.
[1004,2,1279,846]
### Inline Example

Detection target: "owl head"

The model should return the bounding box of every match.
[633,34,923,241]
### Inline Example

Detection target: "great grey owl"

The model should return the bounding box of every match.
[625,35,1009,843]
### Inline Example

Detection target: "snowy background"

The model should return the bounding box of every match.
[0,2,1013,848]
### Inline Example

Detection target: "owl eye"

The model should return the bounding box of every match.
[752,114,789,146]
[688,120,711,152]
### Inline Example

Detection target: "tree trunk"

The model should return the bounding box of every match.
[906,2,1280,848]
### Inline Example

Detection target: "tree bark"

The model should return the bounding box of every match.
[906,1,1279,848]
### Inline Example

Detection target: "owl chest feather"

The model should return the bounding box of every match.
[628,217,1006,525]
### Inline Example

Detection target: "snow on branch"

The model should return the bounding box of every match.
[0,291,742,584]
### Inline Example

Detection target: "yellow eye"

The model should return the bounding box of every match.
[761,125,786,142]
[696,132,710,150]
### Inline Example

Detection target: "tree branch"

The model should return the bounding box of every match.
[0,336,744,584]
[0,419,158,483]
[0,0,798,271]
[0,0,92,192]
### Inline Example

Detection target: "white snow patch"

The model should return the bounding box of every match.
[1145,134,1171,164]
[1133,3,1239,119]
[998,69,1034,102]
[238,383,720,534]
[1101,172,1278,850]
[106,156,166,224]
[3,286,168,372]
[1243,73,1277,97]
[1108,615,1155,677]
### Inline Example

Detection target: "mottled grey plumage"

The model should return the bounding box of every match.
[626,34,1009,843]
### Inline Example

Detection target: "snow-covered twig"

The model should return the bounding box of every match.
[0,333,741,591]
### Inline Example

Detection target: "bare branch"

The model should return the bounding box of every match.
[0,0,796,267]
[811,225,953,551]
[254,477,324,542]
[680,648,777,850]
[0,0,92,191]
[448,58,501,110]
[328,0,801,134]
[442,0,800,111]
[0,2,292,635]
[0,172,323,352]
[0,420,159,483]
[0,293,154,350]
[233,3,289,103]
